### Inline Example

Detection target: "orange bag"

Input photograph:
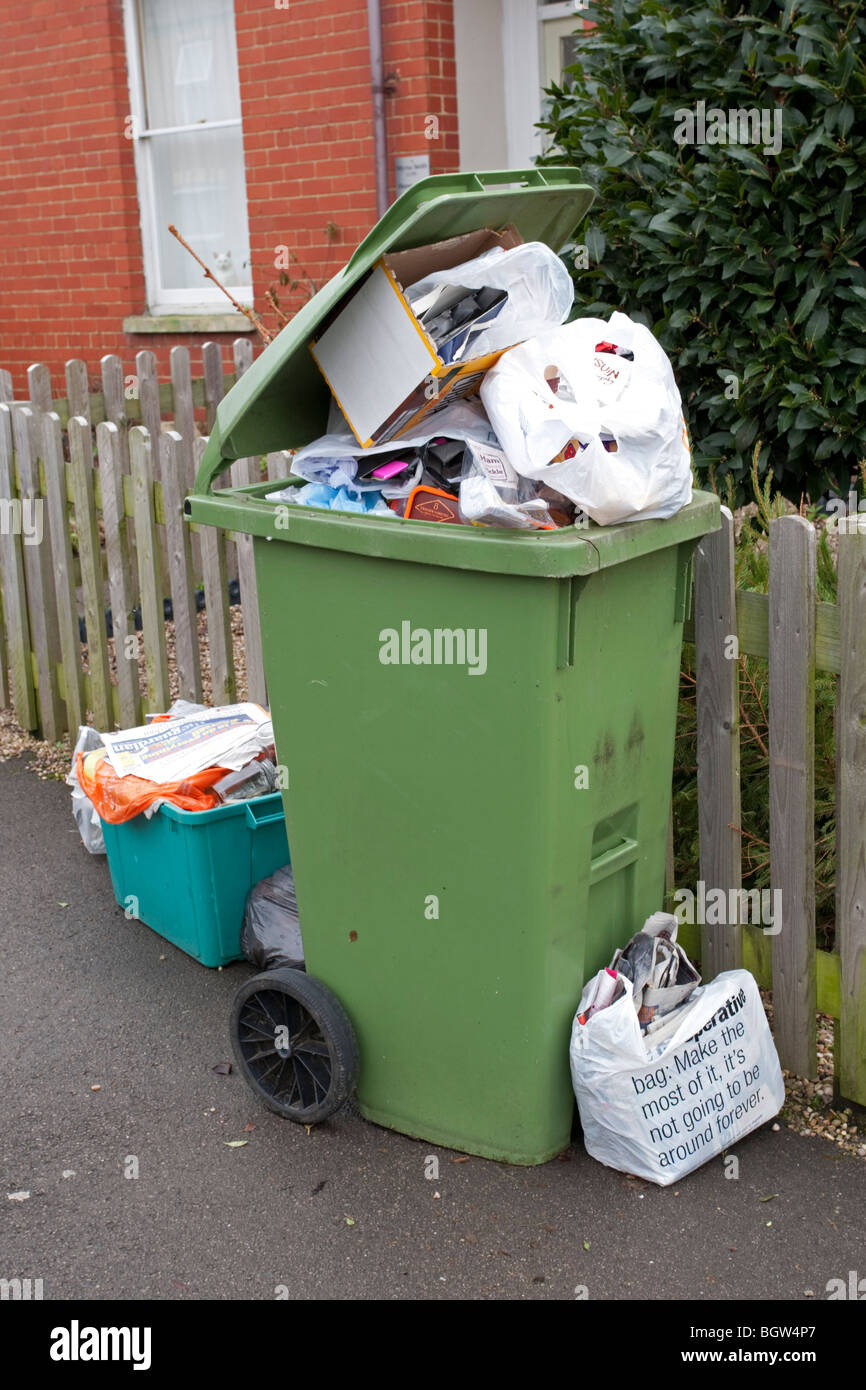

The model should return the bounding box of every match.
[77,749,230,825]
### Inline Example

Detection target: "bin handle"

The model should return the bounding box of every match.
[471,169,549,189]
[589,836,640,886]
[244,795,286,830]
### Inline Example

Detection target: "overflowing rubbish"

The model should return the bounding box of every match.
[309,225,573,447]
[569,913,784,1185]
[241,865,305,971]
[99,702,272,782]
[272,227,694,532]
[213,758,278,804]
[408,281,508,365]
[266,398,577,529]
[77,755,229,825]
[480,311,693,525]
[402,239,574,363]
[70,702,279,830]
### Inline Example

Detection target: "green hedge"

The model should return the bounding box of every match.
[538,0,866,503]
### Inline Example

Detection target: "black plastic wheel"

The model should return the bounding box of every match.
[230,967,359,1124]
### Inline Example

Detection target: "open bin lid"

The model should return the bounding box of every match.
[187,167,720,577]
[192,168,594,477]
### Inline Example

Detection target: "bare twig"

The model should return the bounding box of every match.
[265,287,291,327]
[738,655,769,758]
[167,225,273,344]
[730,822,770,850]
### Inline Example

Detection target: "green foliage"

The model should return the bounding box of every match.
[538,0,866,503]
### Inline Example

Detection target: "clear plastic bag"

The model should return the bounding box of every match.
[459,474,556,530]
[213,758,278,804]
[404,241,575,359]
[457,438,565,530]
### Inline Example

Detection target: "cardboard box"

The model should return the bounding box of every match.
[310,225,522,448]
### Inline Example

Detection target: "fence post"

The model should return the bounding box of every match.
[69,415,112,731]
[101,355,131,471]
[769,514,817,1077]
[65,359,91,428]
[43,411,84,734]
[836,523,866,1106]
[170,346,201,583]
[98,421,142,729]
[694,506,743,976]
[161,431,203,705]
[27,363,53,414]
[202,341,225,437]
[130,427,170,713]
[102,354,139,610]
[13,406,64,740]
[136,350,162,445]
[0,404,37,729]
[195,435,235,706]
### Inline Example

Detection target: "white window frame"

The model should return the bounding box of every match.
[122,0,252,314]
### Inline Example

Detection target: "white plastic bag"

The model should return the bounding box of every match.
[404,242,574,359]
[480,311,693,526]
[570,968,784,1185]
[67,726,106,855]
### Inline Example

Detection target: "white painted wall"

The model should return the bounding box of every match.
[453,0,508,172]
[501,0,542,169]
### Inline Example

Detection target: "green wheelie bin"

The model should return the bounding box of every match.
[187,169,720,1164]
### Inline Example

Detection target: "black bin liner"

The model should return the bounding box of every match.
[241,865,304,971]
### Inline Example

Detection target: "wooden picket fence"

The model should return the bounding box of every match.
[0,351,864,1103]
[0,341,294,735]
[677,509,866,1108]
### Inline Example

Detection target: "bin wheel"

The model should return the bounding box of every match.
[230,967,359,1124]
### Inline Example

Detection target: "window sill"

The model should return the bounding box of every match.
[123,313,255,335]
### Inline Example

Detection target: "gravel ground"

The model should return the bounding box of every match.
[769,1004,865,1160]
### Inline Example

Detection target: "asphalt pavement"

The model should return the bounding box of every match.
[2,755,865,1302]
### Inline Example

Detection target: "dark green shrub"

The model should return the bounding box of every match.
[538,0,866,503]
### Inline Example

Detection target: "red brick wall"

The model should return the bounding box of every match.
[0,0,459,395]
[382,0,459,185]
